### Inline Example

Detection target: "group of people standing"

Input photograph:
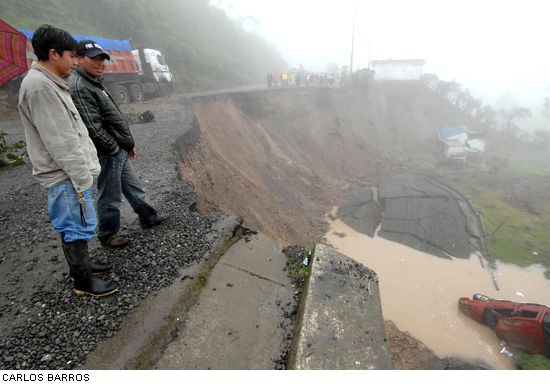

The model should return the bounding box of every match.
[18,25,169,298]
[267,70,340,88]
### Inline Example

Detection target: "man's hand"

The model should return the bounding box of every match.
[129,147,138,160]
[77,192,87,216]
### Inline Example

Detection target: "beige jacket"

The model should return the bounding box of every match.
[18,63,100,192]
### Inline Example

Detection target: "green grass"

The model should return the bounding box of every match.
[516,354,550,370]
[444,174,550,276]
[287,242,315,282]
[503,160,550,177]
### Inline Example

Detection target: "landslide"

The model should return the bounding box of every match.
[179,81,479,245]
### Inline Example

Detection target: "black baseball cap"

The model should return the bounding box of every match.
[76,40,111,60]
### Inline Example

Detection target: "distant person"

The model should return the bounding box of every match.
[272,72,279,87]
[69,40,169,249]
[17,25,117,297]
[274,72,281,87]
[290,72,297,87]
[340,68,349,86]
[281,72,289,87]
[267,72,273,88]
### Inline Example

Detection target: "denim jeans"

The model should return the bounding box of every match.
[47,180,97,242]
[97,149,157,242]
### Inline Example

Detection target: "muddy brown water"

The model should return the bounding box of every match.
[325,208,550,369]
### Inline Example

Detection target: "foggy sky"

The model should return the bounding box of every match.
[213,0,550,114]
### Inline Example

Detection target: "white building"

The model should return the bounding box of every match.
[439,126,486,160]
[370,59,426,80]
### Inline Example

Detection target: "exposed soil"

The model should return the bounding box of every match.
[179,83,473,245]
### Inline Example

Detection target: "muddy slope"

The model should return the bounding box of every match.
[179,83,477,244]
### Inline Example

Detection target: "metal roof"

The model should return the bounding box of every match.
[19,30,132,51]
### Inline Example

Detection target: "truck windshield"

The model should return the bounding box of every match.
[156,54,166,66]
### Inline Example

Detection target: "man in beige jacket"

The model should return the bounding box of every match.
[18,25,117,297]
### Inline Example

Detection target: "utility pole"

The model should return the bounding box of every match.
[350,6,356,74]
[368,41,371,70]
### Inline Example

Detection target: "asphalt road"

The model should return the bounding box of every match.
[338,177,485,259]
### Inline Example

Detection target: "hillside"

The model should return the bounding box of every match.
[178,82,550,277]
[0,0,286,91]
[179,82,483,244]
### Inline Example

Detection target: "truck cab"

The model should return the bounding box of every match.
[132,48,172,97]
[17,28,173,104]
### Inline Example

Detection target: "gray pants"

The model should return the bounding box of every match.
[97,149,157,242]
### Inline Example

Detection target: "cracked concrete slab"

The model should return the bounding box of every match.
[291,244,392,369]
[154,233,294,369]
[82,215,241,369]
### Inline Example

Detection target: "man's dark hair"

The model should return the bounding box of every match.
[32,24,78,61]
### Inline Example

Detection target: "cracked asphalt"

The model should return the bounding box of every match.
[338,177,485,259]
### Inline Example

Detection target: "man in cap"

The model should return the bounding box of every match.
[69,40,169,249]
[18,26,117,297]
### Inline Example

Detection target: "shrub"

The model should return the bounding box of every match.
[516,353,550,370]
[0,131,26,167]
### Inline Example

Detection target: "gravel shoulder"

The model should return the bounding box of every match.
[0,97,225,369]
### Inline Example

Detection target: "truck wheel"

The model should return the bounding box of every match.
[159,82,171,97]
[116,84,131,104]
[130,84,144,103]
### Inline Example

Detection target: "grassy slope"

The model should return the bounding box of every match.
[0,0,287,91]
[440,138,550,277]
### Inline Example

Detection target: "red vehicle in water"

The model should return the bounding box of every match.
[458,294,550,357]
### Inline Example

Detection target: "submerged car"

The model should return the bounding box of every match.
[458,294,550,357]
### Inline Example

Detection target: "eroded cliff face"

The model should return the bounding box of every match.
[178,83,475,244]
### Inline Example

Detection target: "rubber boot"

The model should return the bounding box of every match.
[61,236,113,278]
[63,240,118,297]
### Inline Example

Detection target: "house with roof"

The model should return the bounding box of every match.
[370,59,426,80]
[439,126,486,161]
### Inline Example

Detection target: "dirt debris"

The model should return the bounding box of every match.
[179,83,477,245]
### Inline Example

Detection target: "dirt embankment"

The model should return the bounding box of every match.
[179,83,476,245]
[177,84,489,369]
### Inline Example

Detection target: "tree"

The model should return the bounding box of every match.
[542,97,550,128]
[446,81,462,105]
[421,73,439,90]
[478,105,498,132]
[533,129,550,149]
[500,107,532,136]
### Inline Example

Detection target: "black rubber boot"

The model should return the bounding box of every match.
[61,237,113,277]
[63,240,118,297]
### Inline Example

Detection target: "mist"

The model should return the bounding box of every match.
[212,0,550,131]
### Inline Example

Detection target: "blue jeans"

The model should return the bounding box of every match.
[47,180,97,242]
[97,149,157,242]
